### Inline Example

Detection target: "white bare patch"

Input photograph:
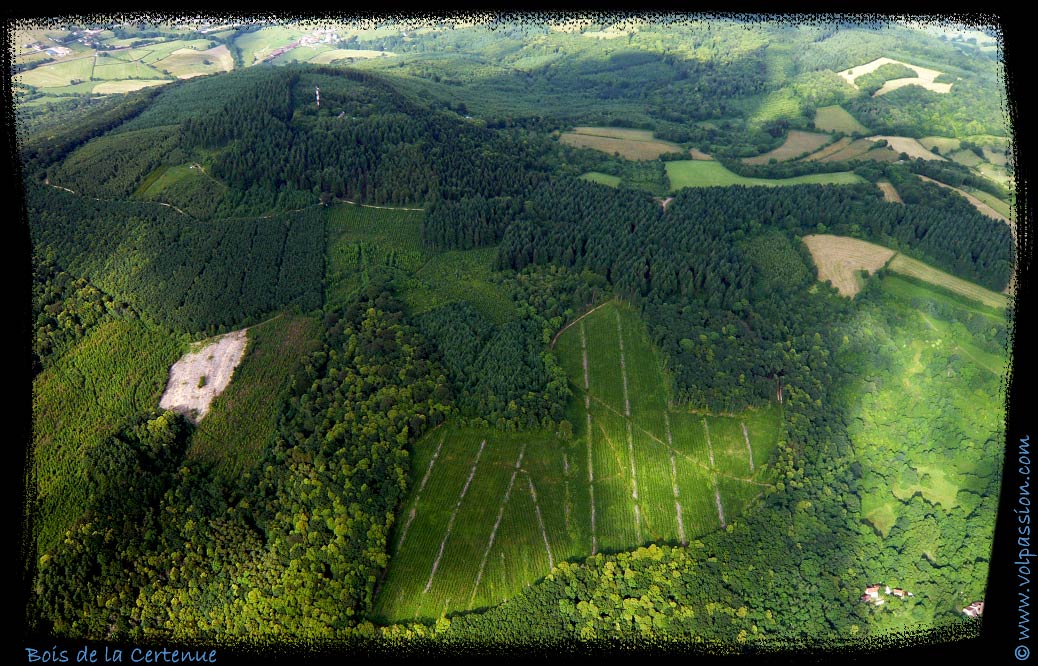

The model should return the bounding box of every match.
[159,328,248,422]
[469,444,526,607]
[423,439,486,594]
[742,422,755,473]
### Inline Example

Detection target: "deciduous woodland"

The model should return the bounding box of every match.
[21,15,1014,653]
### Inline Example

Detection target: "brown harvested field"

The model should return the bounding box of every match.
[689,148,714,160]
[917,175,1013,230]
[837,57,952,96]
[560,127,684,160]
[801,137,853,161]
[743,130,831,165]
[877,179,903,203]
[571,127,656,141]
[875,77,952,96]
[808,138,898,163]
[801,234,896,297]
[155,45,234,79]
[869,135,946,161]
[888,255,1009,310]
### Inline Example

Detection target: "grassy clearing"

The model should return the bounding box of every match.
[666,160,864,190]
[377,302,781,621]
[916,175,1011,225]
[918,136,961,154]
[138,39,215,65]
[16,56,94,88]
[964,188,1012,220]
[234,26,310,65]
[949,149,984,168]
[154,45,234,78]
[743,130,832,164]
[403,248,517,325]
[32,319,183,558]
[92,80,172,94]
[187,315,322,483]
[801,234,896,297]
[579,172,622,187]
[309,49,397,63]
[324,204,515,324]
[887,254,1009,310]
[560,128,684,160]
[325,204,425,310]
[813,105,868,134]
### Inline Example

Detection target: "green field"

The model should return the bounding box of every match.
[375,302,781,621]
[666,160,864,190]
[17,56,94,88]
[964,187,1013,219]
[92,59,166,80]
[887,254,1009,310]
[813,105,869,134]
[579,172,622,187]
[188,315,322,482]
[32,319,183,558]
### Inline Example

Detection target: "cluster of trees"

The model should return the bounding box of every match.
[415,302,570,430]
[27,184,325,334]
[178,67,548,214]
[33,290,456,639]
[492,176,1010,409]
[31,255,129,374]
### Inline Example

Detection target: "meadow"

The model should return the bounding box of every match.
[813,105,868,134]
[743,130,832,164]
[666,160,864,190]
[374,302,780,621]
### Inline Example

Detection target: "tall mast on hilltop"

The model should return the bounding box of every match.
[315,86,320,109]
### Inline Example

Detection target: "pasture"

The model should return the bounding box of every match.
[374,302,781,621]
[886,255,1009,310]
[16,56,94,88]
[154,45,234,78]
[813,105,868,134]
[560,127,685,160]
[743,130,831,164]
[801,234,895,297]
[666,160,864,190]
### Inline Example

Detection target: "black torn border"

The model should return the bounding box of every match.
[5,8,1030,664]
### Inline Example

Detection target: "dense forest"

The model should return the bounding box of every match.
[21,15,1013,656]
